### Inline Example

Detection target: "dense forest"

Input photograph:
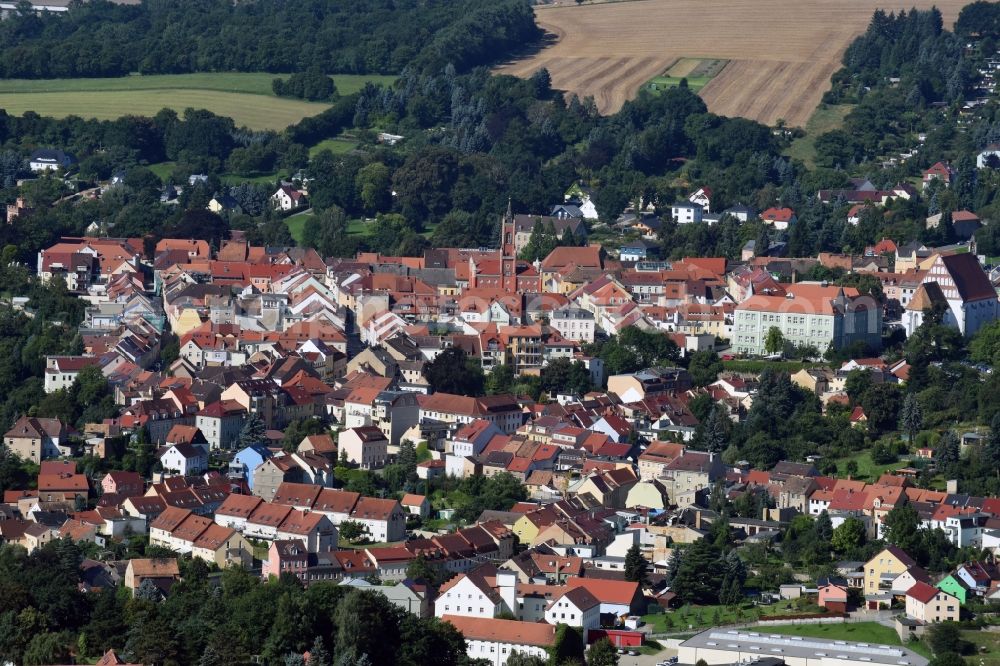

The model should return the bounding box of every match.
[0,0,539,78]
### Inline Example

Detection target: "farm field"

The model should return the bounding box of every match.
[497,0,968,126]
[647,58,728,94]
[0,73,397,131]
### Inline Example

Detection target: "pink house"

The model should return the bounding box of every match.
[818,577,849,613]
[101,471,144,498]
[262,539,308,580]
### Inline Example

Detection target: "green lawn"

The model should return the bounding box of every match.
[310,136,360,157]
[219,172,280,186]
[832,450,906,481]
[147,161,176,181]
[286,210,313,244]
[784,104,854,168]
[759,622,930,658]
[0,73,396,131]
[644,602,819,633]
[964,629,1000,666]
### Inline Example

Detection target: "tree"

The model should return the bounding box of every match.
[883,504,922,555]
[831,517,866,554]
[307,636,331,666]
[355,163,392,215]
[898,393,923,443]
[927,654,967,666]
[424,347,485,396]
[672,539,725,604]
[338,521,368,543]
[507,654,548,666]
[540,358,592,397]
[335,589,402,666]
[398,440,418,487]
[687,350,723,387]
[815,511,833,544]
[301,205,356,258]
[406,555,442,586]
[860,383,903,436]
[238,414,267,448]
[700,404,731,454]
[764,327,784,355]
[926,622,972,656]
[548,625,584,666]
[937,431,960,465]
[586,638,618,666]
[624,545,649,586]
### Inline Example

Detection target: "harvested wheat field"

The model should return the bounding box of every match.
[497,0,967,126]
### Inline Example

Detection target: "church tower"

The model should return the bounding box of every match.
[500,199,517,291]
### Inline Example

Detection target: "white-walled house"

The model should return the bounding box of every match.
[543,587,601,630]
[670,202,703,224]
[435,573,506,619]
[272,185,306,211]
[158,443,209,476]
[338,426,388,469]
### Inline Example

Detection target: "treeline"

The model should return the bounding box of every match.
[0,540,477,666]
[0,0,539,79]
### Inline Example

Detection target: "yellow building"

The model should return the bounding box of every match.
[864,546,917,595]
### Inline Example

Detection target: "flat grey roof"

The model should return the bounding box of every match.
[680,628,928,666]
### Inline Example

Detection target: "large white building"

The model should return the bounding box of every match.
[442,615,556,666]
[679,629,928,666]
[903,253,999,338]
[550,307,596,343]
[732,283,881,356]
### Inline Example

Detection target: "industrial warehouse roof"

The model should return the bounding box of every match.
[679,629,928,666]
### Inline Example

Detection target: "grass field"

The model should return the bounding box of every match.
[964,629,1000,666]
[647,58,728,94]
[309,136,360,157]
[832,450,906,481]
[644,602,819,633]
[286,210,313,244]
[784,104,855,167]
[497,0,967,125]
[759,622,931,658]
[0,73,396,131]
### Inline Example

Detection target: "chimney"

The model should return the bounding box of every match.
[695,510,702,530]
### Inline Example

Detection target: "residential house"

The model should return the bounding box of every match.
[544,586,601,630]
[124,558,181,596]
[158,443,209,476]
[29,148,73,172]
[4,416,69,464]
[101,471,143,498]
[760,207,797,230]
[272,185,306,211]
[351,497,406,542]
[817,577,849,613]
[338,426,389,469]
[864,546,917,598]
[905,581,960,623]
[402,493,430,519]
